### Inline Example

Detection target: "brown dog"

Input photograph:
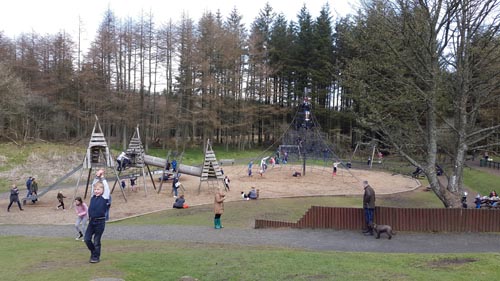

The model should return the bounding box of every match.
[373,223,395,239]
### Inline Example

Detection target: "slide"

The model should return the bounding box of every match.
[143,155,202,177]
[23,164,83,204]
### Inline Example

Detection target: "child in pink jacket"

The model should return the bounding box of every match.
[74,196,88,240]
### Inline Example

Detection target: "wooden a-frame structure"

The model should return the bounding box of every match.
[73,116,127,202]
[112,125,157,196]
[198,139,224,192]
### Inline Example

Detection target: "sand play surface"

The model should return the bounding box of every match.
[0,164,419,225]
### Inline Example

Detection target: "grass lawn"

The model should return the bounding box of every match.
[463,168,499,196]
[1,236,498,281]
[114,191,444,228]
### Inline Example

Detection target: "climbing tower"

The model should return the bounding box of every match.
[84,118,114,169]
[112,125,156,196]
[126,126,146,167]
[74,115,127,202]
[198,139,224,191]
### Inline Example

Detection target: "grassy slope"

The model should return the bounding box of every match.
[463,168,499,196]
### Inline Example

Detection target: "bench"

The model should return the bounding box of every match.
[219,159,235,165]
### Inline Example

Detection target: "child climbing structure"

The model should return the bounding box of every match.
[111,125,155,196]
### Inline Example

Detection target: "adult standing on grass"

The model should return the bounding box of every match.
[214,186,226,229]
[7,184,23,212]
[362,180,376,235]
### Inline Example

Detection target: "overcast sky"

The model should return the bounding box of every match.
[0,0,359,43]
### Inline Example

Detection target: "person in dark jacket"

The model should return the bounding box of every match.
[56,191,66,210]
[7,185,23,212]
[362,180,376,235]
[247,187,259,199]
[172,176,180,198]
[84,181,108,263]
[25,177,33,198]
[173,194,186,209]
[30,178,39,203]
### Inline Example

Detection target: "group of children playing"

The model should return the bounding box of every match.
[10,163,263,264]
[13,169,112,263]
[474,190,500,208]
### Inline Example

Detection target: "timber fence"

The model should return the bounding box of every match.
[255,206,500,232]
[479,159,500,170]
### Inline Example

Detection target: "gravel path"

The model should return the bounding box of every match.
[1,224,499,253]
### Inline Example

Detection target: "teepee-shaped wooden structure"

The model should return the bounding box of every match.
[74,115,127,202]
[112,125,156,196]
[83,117,114,169]
[198,139,224,191]
[126,125,145,167]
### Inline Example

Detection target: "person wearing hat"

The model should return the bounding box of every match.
[362,180,376,235]
[214,186,226,229]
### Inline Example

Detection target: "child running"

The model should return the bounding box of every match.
[56,190,66,209]
[74,196,88,241]
[84,181,108,263]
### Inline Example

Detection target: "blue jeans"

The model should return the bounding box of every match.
[84,219,106,261]
[364,208,374,227]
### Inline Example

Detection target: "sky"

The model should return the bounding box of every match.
[0,0,359,46]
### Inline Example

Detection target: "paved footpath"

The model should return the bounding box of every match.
[1,224,499,253]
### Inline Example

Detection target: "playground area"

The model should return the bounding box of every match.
[0,115,419,225]
[0,163,419,225]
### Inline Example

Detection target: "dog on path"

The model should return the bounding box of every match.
[373,223,395,239]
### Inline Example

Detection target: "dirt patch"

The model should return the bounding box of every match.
[426,257,477,268]
[0,164,419,225]
[286,274,332,280]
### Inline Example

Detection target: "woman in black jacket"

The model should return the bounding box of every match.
[7,185,23,212]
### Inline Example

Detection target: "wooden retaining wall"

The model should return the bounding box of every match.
[255,206,500,232]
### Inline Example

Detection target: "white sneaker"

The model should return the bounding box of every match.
[173,196,177,198]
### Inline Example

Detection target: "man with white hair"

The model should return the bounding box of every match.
[362,180,376,235]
